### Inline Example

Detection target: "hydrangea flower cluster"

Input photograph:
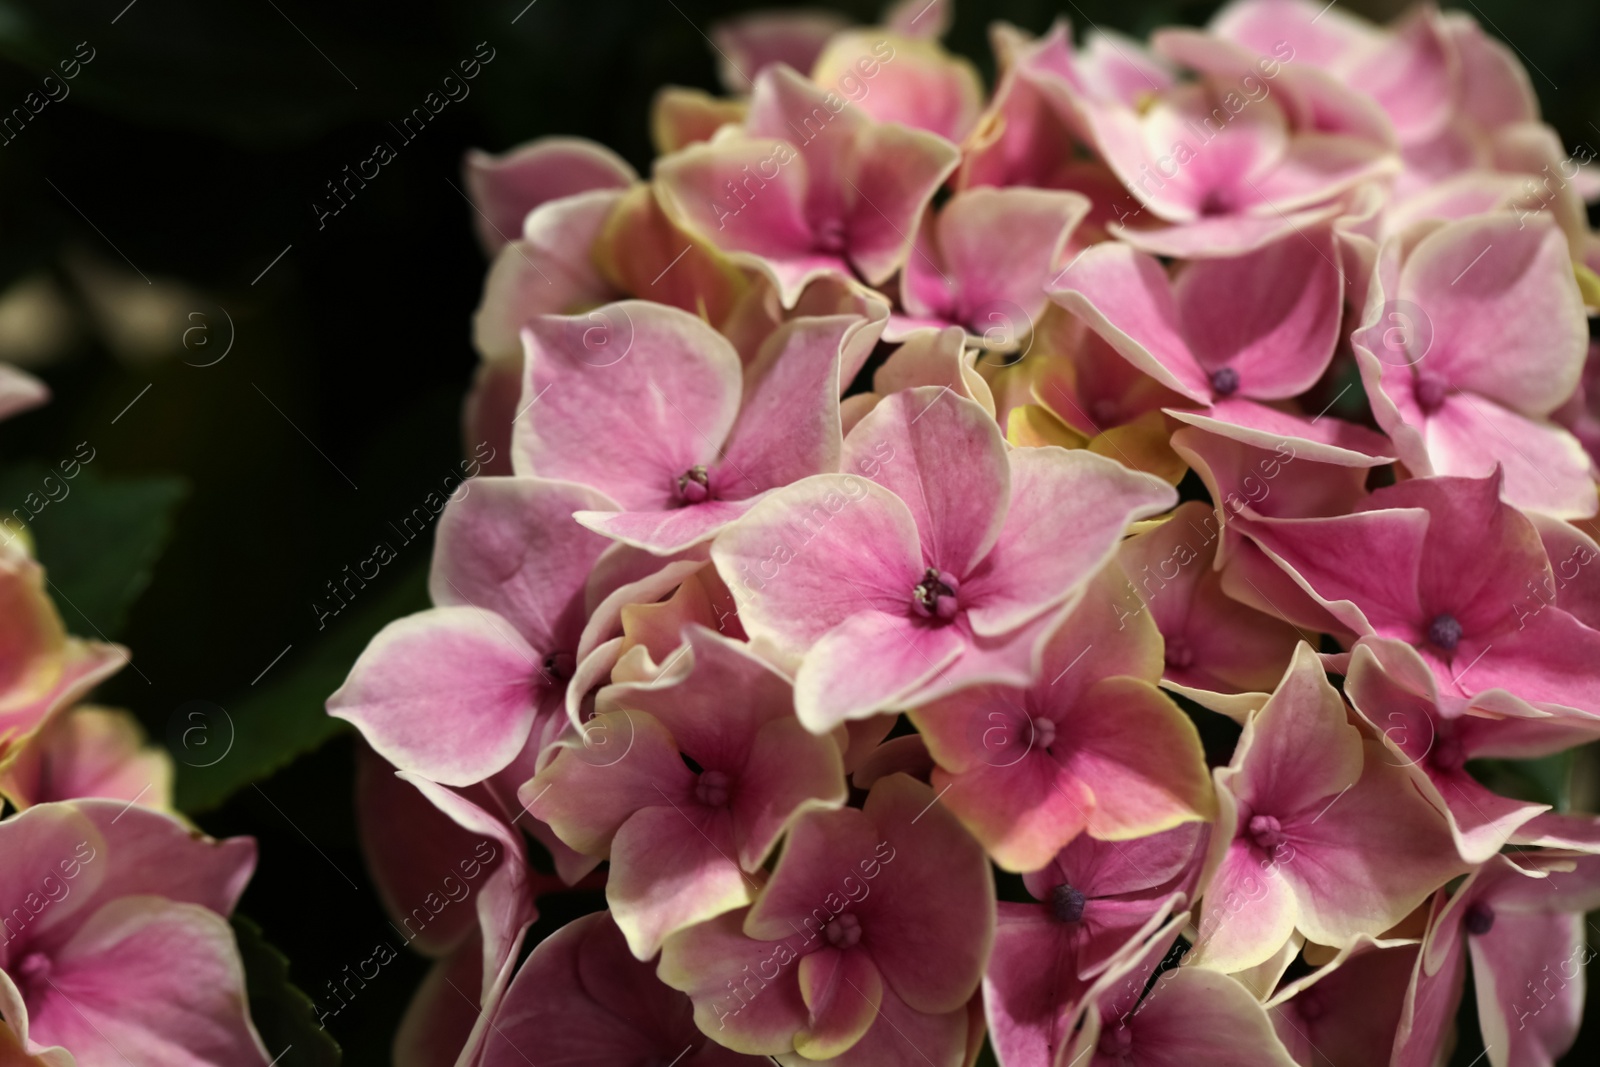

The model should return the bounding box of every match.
[335,0,1600,1064]
[0,367,277,1064]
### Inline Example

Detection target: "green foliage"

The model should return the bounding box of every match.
[232,913,343,1067]
[174,563,431,813]
[0,462,186,638]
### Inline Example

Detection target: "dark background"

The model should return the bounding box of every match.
[0,0,1595,1063]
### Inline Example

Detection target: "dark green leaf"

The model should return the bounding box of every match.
[174,562,430,813]
[0,462,186,639]
[232,913,342,1067]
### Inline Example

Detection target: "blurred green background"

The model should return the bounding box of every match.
[0,0,1596,1063]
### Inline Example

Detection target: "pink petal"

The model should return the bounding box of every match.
[607,805,756,959]
[962,446,1176,637]
[812,32,983,142]
[515,301,743,509]
[653,136,834,308]
[1049,242,1210,404]
[842,387,1011,579]
[793,948,883,1058]
[850,774,995,1015]
[463,137,636,253]
[1470,910,1586,1066]
[1171,226,1343,398]
[795,609,964,733]
[1419,395,1597,519]
[657,908,811,1055]
[430,476,612,649]
[470,189,623,360]
[394,774,533,993]
[1281,749,1467,950]
[483,911,733,1066]
[329,607,543,787]
[1395,214,1585,417]
[1067,677,1214,841]
[720,314,876,493]
[1094,963,1300,1067]
[29,897,270,1066]
[709,10,850,93]
[841,121,962,286]
[902,187,1088,331]
[710,474,924,665]
[524,708,695,857]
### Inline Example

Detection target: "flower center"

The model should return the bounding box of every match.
[541,651,575,683]
[1091,398,1120,428]
[1198,186,1236,217]
[1097,1024,1135,1057]
[1248,813,1286,851]
[1427,613,1462,653]
[1463,901,1495,936]
[1164,636,1193,670]
[1297,988,1326,1022]
[14,951,51,1002]
[1050,882,1086,923]
[1209,366,1241,397]
[677,465,712,504]
[695,769,731,808]
[1413,372,1449,415]
[1031,716,1057,752]
[911,568,960,621]
[814,218,848,254]
[824,912,862,949]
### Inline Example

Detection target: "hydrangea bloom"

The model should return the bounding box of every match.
[318,1,1600,1063]
[0,801,267,1065]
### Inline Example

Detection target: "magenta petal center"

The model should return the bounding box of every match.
[911,567,961,621]
[1248,813,1286,851]
[677,464,713,504]
[824,911,862,949]
[694,768,731,808]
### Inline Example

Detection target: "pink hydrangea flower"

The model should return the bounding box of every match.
[1050,227,1384,459]
[329,476,612,792]
[711,386,1176,730]
[524,626,847,957]
[1207,0,1457,146]
[1344,636,1600,861]
[984,823,1206,1067]
[1063,914,1300,1066]
[0,706,172,811]
[1395,850,1600,1067]
[655,64,960,307]
[479,910,763,1066]
[657,774,992,1065]
[907,563,1214,872]
[0,800,266,1065]
[888,186,1089,344]
[1192,643,1466,972]
[513,302,880,554]
[1054,50,1395,257]
[1353,213,1594,518]
[1243,471,1600,717]
[462,136,636,253]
